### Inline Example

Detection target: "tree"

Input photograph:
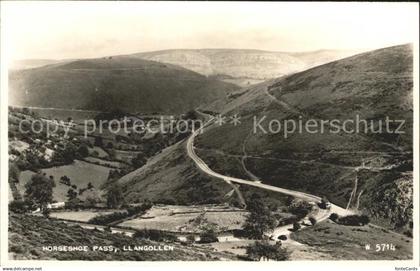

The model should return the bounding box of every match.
[87,182,94,190]
[60,175,71,186]
[329,213,339,222]
[24,172,55,213]
[42,208,51,218]
[337,214,370,226]
[63,143,78,163]
[106,184,124,208]
[9,163,20,183]
[131,153,147,168]
[67,189,78,201]
[198,225,218,243]
[94,137,103,147]
[77,144,89,158]
[309,216,317,226]
[292,222,301,231]
[243,195,277,239]
[9,200,29,214]
[246,241,288,261]
[288,199,313,218]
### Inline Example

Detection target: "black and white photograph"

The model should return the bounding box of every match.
[0,1,419,270]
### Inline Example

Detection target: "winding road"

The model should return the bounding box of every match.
[187,115,352,238]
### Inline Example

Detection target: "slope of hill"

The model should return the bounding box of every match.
[194,44,413,233]
[9,59,70,70]
[131,49,359,86]
[113,141,238,205]
[9,57,239,114]
[9,213,236,260]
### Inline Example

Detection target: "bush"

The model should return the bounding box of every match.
[9,200,30,214]
[88,203,152,225]
[329,213,339,222]
[246,241,288,261]
[337,215,370,226]
[76,144,89,158]
[133,229,178,242]
[309,217,317,226]
[198,227,218,243]
[292,222,301,231]
[288,199,313,218]
[88,211,128,225]
[278,235,287,241]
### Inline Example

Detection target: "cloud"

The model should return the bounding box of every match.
[2,2,418,60]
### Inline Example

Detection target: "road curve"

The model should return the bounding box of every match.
[187,117,351,238]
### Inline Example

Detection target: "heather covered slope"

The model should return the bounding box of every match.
[9,214,237,260]
[195,44,413,233]
[9,57,239,114]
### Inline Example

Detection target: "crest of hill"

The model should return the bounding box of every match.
[195,44,413,232]
[131,48,359,80]
[9,57,239,114]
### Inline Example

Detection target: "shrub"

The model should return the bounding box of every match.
[246,241,288,261]
[133,229,177,242]
[329,213,339,222]
[278,235,287,241]
[288,199,313,218]
[309,217,317,226]
[337,215,370,226]
[9,200,30,214]
[186,234,196,243]
[198,227,218,243]
[88,211,128,225]
[292,222,301,231]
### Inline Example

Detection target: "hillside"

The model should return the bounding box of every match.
[9,57,239,114]
[130,49,359,87]
[194,44,413,233]
[9,213,236,260]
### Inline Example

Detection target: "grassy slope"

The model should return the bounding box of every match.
[9,214,236,260]
[9,57,239,114]
[115,141,238,205]
[291,220,412,260]
[195,44,413,232]
[17,160,111,202]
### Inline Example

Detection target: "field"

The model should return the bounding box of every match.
[49,210,119,222]
[291,220,412,260]
[84,157,124,168]
[16,160,112,202]
[88,146,108,158]
[118,204,247,233]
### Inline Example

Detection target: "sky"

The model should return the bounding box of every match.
[2,1,419,60]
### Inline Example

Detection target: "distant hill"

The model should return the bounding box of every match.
[130,49,359,86]
[113,44,413,234]
[9,213,237,260]
[194,44,413,233]
[9,57,239,114]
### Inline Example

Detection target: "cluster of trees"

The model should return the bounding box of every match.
[329,213,370,226]
[133,229,178,243]
[246,241,288,261]
[52,142,89,164]
[9,172,56,217]
[198,224,219,243]
[131,152,147,168]
[286,197,313,218]
[243,194,277,239]
[88,202,153,225]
